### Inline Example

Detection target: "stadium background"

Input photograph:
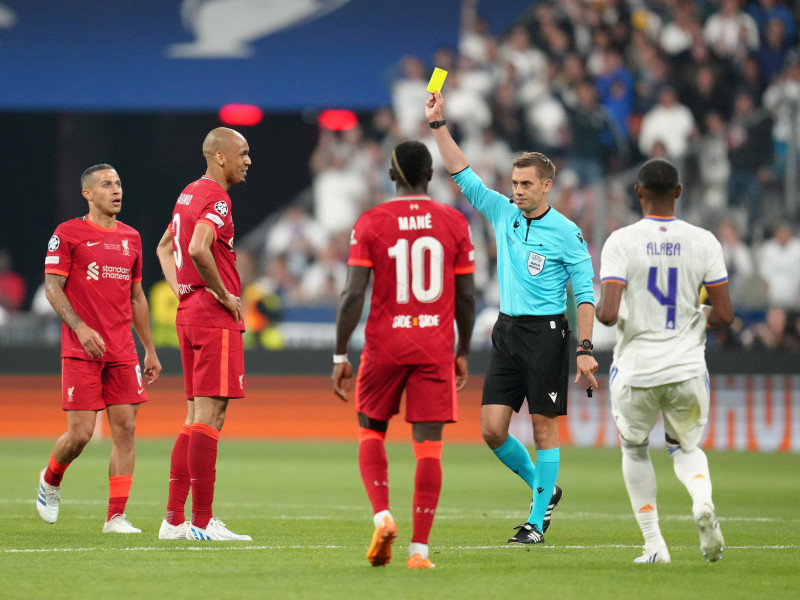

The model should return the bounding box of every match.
[0,0,798,451]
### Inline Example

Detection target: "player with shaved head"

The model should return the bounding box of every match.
[156,127,252,541]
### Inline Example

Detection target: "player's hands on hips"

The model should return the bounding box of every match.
[574,354,599,388]
[454,355,468,391]
[217,291,243,322]
[425,91,444,122]
[143,352,162,384]
[75,322,106,358]
[332,361,353,402]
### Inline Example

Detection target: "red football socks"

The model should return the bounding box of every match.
[411,440,443,545]
[45,452,71,487]
[165,424,192,526]
[358,427,389,514]
[107,475,133,520]
[188,423,220,529]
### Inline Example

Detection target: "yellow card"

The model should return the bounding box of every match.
[427,68,448,93]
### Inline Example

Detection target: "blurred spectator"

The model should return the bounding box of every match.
[298,241,348,305]
[0,248,25,312]
[756,16,793,85]
[659,0,703,59]
[638,85,697,164]
[757,223,800,309]
[726,91,774,228]
[763,58,800,177]
[702,0,760,62]
[741,306,800,349]
[489,80,531,152]
[746,0,797,45]
[312,148,368,237]
[682,64,733,124]
[716,218,761,306]
[595,49,635,140]
[695,112,731,219]
[563,80,625,185]
[391,55,430,139]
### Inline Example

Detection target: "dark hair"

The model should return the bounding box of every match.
[81,163,116,190]
[513,152,556,181]
[392,141,432,187]
[637,158,679,195]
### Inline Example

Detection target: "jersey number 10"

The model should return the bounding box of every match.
[388,236,444,304]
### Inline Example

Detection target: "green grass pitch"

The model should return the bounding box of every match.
[1,439,798,599]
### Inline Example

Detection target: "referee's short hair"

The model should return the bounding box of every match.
[81,163,116,190]
[513,152,556,181]
[392,141,433,187]
[637,158,679,195]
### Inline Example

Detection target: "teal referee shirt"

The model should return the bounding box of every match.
[453,167,595,316]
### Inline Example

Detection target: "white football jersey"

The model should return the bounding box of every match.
[599,217,728,387]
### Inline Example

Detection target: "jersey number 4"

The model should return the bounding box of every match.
[647,266,677,330]
[388,236,444,304]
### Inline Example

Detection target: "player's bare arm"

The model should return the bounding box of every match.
[574,302,599,387]
[596,280,624,326]
[130,281,162,384]
[702,282,734,327]
[44,273,106,358]
[425,92,469,174]
[332,265,370,401]
[454,272,477,391]
[188,221,242,321]
[156,227,179,299]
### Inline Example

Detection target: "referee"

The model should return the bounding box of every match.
[425,91,599,545]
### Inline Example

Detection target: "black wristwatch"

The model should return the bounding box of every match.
[577,339,593,351]
[428,120,447,129]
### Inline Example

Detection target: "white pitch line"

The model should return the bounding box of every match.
[3,543,796,555]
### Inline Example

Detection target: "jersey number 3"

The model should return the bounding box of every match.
[388,236,444,304]
[647,266,677,330]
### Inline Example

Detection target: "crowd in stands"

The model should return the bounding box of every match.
[3,0,800,352]
[250,0,800,351]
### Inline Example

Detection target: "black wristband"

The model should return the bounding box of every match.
[576,350,593,357]
[429,120,447,129]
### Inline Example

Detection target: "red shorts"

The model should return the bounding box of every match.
[178,324,245,399]
[61,358,148,411]
[354,358,457,423]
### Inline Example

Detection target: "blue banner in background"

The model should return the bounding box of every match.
[0,0,533,111]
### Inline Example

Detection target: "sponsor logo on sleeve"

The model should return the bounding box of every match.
[45,256,59,265]
[214,201,229,216]
[205,213,225,228]
[48,235,60,252]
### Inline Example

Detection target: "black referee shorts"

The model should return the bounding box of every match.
[482,312,570,415]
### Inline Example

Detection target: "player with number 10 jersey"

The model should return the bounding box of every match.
[348,198,475,365]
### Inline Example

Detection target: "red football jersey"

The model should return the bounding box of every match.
[44,217,143,362]
[348,195,475,365]
[169,176,244,331]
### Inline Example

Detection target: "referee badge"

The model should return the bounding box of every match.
[527,251,546,276]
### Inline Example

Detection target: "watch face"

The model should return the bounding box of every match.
[580,339,593,349]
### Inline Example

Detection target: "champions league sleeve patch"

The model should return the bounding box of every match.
[214,201,229,217]
[47,235,60,252]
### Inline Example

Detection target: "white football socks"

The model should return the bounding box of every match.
[670,444,714,515]
[621,442,664,548]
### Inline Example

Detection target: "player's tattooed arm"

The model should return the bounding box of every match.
[44,273,82,329]
[44,273,106,358]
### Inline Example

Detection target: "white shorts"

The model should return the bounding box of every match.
[610,373,709,451]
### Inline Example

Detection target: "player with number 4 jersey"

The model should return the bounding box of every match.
[597,158,734,564]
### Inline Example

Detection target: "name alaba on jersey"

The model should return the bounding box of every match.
[347,195,475,365]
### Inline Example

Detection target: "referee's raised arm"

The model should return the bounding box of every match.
[425,92,469,175]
